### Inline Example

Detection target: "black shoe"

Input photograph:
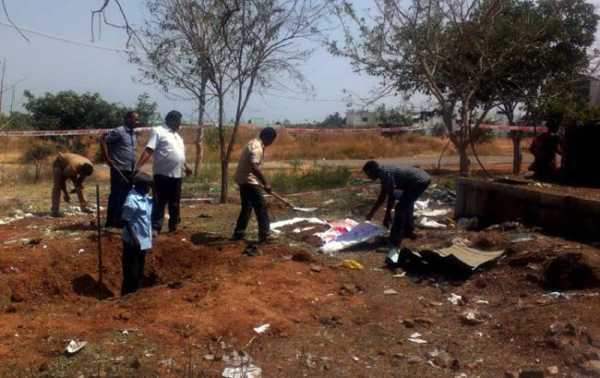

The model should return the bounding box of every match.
[230,233,245,241]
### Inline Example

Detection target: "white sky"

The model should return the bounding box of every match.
[0,0,411,124]
[1,0,598,124]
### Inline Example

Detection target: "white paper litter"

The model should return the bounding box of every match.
[65,340,87,354]
[447,293,463,305]
[253,324,270,334]
[417,217,447,229]
[408,332,428,344]
[222,365,262,378]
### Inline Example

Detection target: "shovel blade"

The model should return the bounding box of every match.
[293,207,318,212]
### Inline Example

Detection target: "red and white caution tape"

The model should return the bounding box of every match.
[0,123,545,138]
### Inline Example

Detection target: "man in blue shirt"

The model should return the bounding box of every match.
[363,160,431,267]
[101,111,139,228]
[121,172,153,296]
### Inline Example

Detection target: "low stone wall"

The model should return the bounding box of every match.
[455,178,600,241]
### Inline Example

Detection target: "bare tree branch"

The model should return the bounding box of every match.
[1,0,29,42]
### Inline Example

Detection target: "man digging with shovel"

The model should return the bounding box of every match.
[363,161,431,267]
[231,127,278,244]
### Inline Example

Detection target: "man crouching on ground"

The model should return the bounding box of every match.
[121,172,153,296]
[231,127,277,243]
[363,161,431,267]
[51,152,94,217]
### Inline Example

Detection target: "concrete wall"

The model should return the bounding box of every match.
[455,178,600,241]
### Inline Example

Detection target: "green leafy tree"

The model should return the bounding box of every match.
[23,90,127,130]
[375,104,416,126]
[134,93,161,125]
[22,143,56,181]
[321,112,345,127]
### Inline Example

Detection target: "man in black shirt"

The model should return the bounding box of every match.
[363,160,431,266]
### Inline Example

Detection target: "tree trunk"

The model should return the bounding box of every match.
[219,159,229,204]
[512,132,522,175]
[217,95,228,204]
[193,76,207,177]
[458,145,470,176]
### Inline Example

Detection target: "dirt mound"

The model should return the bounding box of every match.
[543,252,600,290]
[472,231,506,250]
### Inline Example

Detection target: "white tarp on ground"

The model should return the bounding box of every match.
[320,222,386,254]
[270,217,328,233]
[270,217,385,254]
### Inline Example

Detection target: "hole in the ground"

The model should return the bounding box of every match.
[71,274,114,299]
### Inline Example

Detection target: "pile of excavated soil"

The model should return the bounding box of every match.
[0,223,347,366]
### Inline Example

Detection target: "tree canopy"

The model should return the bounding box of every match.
[329,0,599,174]
[21,90,160,130]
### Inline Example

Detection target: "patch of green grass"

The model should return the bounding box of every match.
[271,165,352,194]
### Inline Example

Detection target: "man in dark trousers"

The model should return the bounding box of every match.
[101,111,139,228]
[231,127,277,243]
[135,110,191,233]
[363,160,431,267]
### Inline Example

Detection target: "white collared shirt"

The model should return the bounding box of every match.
[146,125,186,178]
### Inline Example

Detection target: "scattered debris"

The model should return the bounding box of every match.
[340,259,364,270]
[222,351,262,378]
[310,264,322,273]
[253,324,270,334]
[408,332,428,344]
[21,238,41,246]
[426,349,455,369]
[460,310,487,325]
[543,291,571,300]
[392,272,406,278]
[417,217,447,229]
[65,340,87,355]
[447,293,463,305]
[410,244,505,271]
[546,366,559,375]
[383,289,398,295]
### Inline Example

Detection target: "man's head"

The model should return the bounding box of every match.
[165,110,183,131]
[80,163,94,177]
[125,111,140,129]
[132,172,153,195]
[259,127,277,147]
[362,160,380,181]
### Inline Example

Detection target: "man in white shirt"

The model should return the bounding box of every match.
[135,110,191,233]
[232,127,277,243]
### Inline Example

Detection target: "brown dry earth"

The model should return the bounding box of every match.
[0,192,599,377]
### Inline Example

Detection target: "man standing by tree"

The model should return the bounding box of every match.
[51,152,94,217]
[363,161,431,267]
[232,128,277,243]
[529,115,562,182]
[136,110,191,233]
[101,111,139,228]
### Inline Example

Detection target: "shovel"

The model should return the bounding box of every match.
[269,191,318,213]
